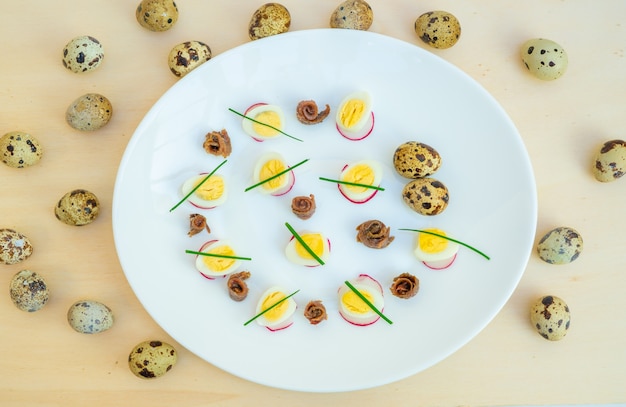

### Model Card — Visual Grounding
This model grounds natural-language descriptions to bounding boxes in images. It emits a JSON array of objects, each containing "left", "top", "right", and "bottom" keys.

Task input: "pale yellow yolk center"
[
  {"left": 419, "top": 228, "right": 448, "bottom": 254},
  {"left": 202, "top": 245, "right": 235, "bottom": 271},
  {"left": 194, "top": 175, "right": 224, "bottom": 201},
  {"left": 295, "top": 233, "right": 324, "bottom": 260},
  {"left": 341, "top": 290, "right": 373, "bottom": 314},
  {"left": 252, "top": 111, "right": 281, "bottom": 137},
  {"left": 342, "top": 164, "right": 374, "bottom": 193},
  {"left": 260, "top": 159, "right": 287, "bottom": 190},
  {"left": 261, "top": 291, "right": 288, "bottom": 322},
  {"left": 339, "top": 99, "right": 366, "bottom": 128}
]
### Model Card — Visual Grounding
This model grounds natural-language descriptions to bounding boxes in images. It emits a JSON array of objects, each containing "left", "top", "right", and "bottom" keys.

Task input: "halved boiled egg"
[
  {"left": 335, "top": 91, "right": 374, "bottom": 140},
  {"left": 337, "top": 274, "right": 385, "bottom": 326},
  {"left": 252, "top": 152, "right": 295, "bottom": 196},
  {"left": 194, "top": 239, "right": 241, "bottom": 279},
  {"left": 255, "top": 286, "right": 297, "bottom": 331},
  {"left": 181, "top": 172, "right": 227, "bottom": 209},
  {"left": 285, "top": 231, "right": 330, "bottom": 267},
  {"left": 414, "top": 228, "right": 460, "bottom": 270},
  {"left": 337, "top": 160, "right": 383, "bottom": 203},
  {"left": 242, "top": 103, "right": 285, "bottom": 142}
]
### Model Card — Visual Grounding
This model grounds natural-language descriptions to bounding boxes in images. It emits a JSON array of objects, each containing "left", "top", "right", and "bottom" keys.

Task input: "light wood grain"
[{"left": 1, "top": 1, "right": 625, "bottom": 406}]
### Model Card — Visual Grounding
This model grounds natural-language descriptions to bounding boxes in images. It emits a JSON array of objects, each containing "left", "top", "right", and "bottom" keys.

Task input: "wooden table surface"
[{"left": 1, "top": 1, "right": 625, "bottom": 406}]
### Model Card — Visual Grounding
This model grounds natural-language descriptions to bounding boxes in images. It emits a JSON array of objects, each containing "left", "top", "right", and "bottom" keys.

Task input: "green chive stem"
[
  {"left": 244, "top": 289, "right": 300, "bottom": 326},
  {"left": 169, "top": 159, "right": 228, "bottom": 212},
  {"left": 318, "top": 177, "right": 385, "bottom": 191},
  {"left": 228, "top": 108, "right": 302, "bottom": 142},
  {"left": 398, "top": 228, "right": 490, "bottom": 260},
  {"left": 245, "top": 158, "right": 309, "bottom": 192},
  {"left": 185, "top": 250, "right": 252, "bottom": 261},
  {"left": 344, "top": 281, "right": 393, "bottom": 325},
  {"left": 284, "top": 222, "right": 325, "bottom": 266}
]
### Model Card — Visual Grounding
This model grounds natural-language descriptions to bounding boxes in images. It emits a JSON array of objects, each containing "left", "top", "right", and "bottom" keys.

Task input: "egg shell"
[
  {"left": 62, "top": 35, "right": 104, "bottom": 73},
  {"left": 530, "top": 295, "right": 571, "bottom": 341},
  {"left": 536, "top": 226, "right": 583, "bottom": 265},
  {"left": 248, "top": 3, "right": 291, "bottom": 40},
  {"left": 330, "top": 0, "right": 373, "bottom": 31},
  {"left": 136, "top": 0, "right": 179, "bottom": 32},
  {"left": 393, "top": 141, "right": 442, "bottom": 179},
  {"left": 0, "top": 228, "right": 33, "bottom": 265},
  {"left": 593, "top": 139, "right": 626, "bottom": 182},
  {"left": 0, "top": 131, "right": 43, "bottom": 168},
  {"left": 521, "top": 38, "right": 568, "bottom": 80},
  {"left": 168, "top": 40, "right": 212, "bottom": 78},
  {"left": 67, "top": 300, "right": 114, "bottom": 334},
  {"left": 128, "top": 340, "right": 178, "bottom": 379},
  {"left": 66, "top": 93, "right": 113, "bottom": 131},
  {"left": 401, "top": 177, "right": 449, "bottom": 215},
  {"left": 54, "top": 189, "right": 101, "bottom": 226},
  {"left": 414, "top": 11, "right": 461, "bottom": 50},
  {"left": 10, "top": 270, "right": 49, "bottom": 312}
]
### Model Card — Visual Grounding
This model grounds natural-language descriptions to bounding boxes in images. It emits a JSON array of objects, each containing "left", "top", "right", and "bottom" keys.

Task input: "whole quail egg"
[
  {"left": 537, "top": 226, "right": 583, "bottom": 265},
  {"left": 521, "top": 38, "right": 568, "bottom": 80},
  {"left": 128, "top": 340, "right": 178, "bottom": 379},
  {"left": 168, "top": 40, "right": 212, "bottom": 78},
  {"left": 136, "top": 0, "right": 179, "bottom": 32},
  {"left": 330, "top": 0, "right": 374, "bottom": 31},
  {"left": 248, "top": 3, "right": 291, "bottom": 40},
  {"left": 402, "top": 177, "right": 449, "bottom": 215},
  {"left": 66, "top": 93, "right": 113, "bottom": 131},
  {"left": 67, "top": 300, "right": 114, "bottom": 334},
  {"left": 530, "top": 295, "right": 571, "bottom": 341},
  {"left": 414, "top": 11, "right": 461, "bottom": 50},
  {"left": 593, "top": 139, "right": 626, "bottom": 182},
  {"left": 62, "top": 35, "right": 104, "bottom": 73},
  {"left": 0, "top": 131, "right": 43, "bottom": 168},
  {"left": 393, "top": 141, "right": 442, "bottom": 179},
  {"left": 54, "top": 189, "right": 101, "bottom": 226},
  {"left": 0, "top": 228, "right": 33, "bottom": 265},
  {"left": 10, "top": 270, "right": 49, "bottom": 312}
]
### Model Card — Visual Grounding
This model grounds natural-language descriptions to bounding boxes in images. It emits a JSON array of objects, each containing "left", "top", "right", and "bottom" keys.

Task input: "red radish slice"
[
  {"left": 269, "top": 169, "right": 295, "bottom": 196},
  {"left": 336, "top": 111, "right": 375, "bottom": 141},
  {"left": 423, "top": 253, "right": 458, "bottom": 270},
  {"left": 337, "top": 274, "right": 385, "bottom": 326},
  {"left": 244, "top": 102, "right": 267, "bottom": 142},
  {"left": 265, "top": 320, "right": 294, "bottom": 332},
  {"left": 337, "top": 184, "right": 378, "bottom": 204}
]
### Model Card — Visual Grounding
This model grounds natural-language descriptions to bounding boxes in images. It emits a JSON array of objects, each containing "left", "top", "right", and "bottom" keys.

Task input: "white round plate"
[{"left": 113, "top": 29, "right": 537, "bottom": 392}]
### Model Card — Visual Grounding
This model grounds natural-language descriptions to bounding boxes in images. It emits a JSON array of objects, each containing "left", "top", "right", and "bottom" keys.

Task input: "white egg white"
[
  {"left": 252, "top": 152, "right": 295, "bottom": 196},
  {"left": 194, "top": 239, "right": 241, "bottom": 279},
  {"left": 337, "top": 274, "right": 385, "bottom": 326},
  {"left": 413, "top": 230, "right": 460, "bottom": 270},
  {"left": 284, "top": 232, "right": 330, "bottom": 267},
  {"left": 337, "top": 160, "right": 383, "bottom": 203},
  {"left": 335, "top": 91, "right": 374, "bottom": 140},
  {"left": 242, "top": 103, "right": 285, "bottom": 141},
  {"left": 181, "top": 173, "right": 228, "bottom": 209},
  {"left": 255, "top": 286, "right": 297, "bottom": 331}
]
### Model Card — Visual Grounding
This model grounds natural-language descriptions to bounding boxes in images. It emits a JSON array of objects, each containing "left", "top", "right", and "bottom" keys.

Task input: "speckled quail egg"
[
  {"left": 54, "top": 189, "right": 100, "bottom": 226},
  {"left": 136, "top": 0, "right": 179, "bottom": 32},
  {"left": 401, "top": 177, "right": 449, "bottom": 215},
  {"left": 593, "top": 139, "right": 626, "bottom": 182},
  {"left": 168, "top": 40, "right": 212, "bottom": 78},
  {"left": 128, "top": 340, "right": 178, "bottom": 379},
  {"left": 414, "top": 11, "right": 461, "bottom": 50},
  {"left": 521, "top": 38, "right": 568, "bottom": 81},
  {"left": 62, "top": 35, "right": 104, "bottom": 73},
  {"left": 393, "top": 141, "right": 442, "bottom": 179},
  {"left": 67, "top": 300, "right": 114, "bottom": 334},
  {"left": 530, "top": 295, "right": 571, "bottom": 341},
  {"left": 248, "top": 3, "right": 291, "bottom": 40},
  {"left": 0, "top": 228, "right": 33, "bottom": 265},
  {"left": 9, "top": 270, "right": 49, "bottom": 312},
  {"left": 0, "top": 131, "right": 43, "bottom": 168},
  {"left": 66, "top": 93, "right": 113, "bottom": 131},
  {"left": 537, "top": 226, "right": 583, "bottom": 265},
  {"left": 330, "top": 0, "right": 374, "bottom": 31}
]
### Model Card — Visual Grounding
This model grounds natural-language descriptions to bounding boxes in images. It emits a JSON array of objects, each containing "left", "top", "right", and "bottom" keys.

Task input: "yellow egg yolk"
[
  {"left": 202, "top": 245, "right": 235, "bottom": 271},
  {"left": 260, "top": 158, "right": 287, "bottom": 190},
  {"left": 341, "top": 290, "right": 374, "bottom": 314},
  {"left": 252, "top": 111, "right": 281, "bottom": 137},
  {"left": 261, "top": 291, "right": 288, "bottom": 322},
  {"left": 342, "top": 163, "right": 375, "bottom": 193},
  {"left": 339, "top": 99, "right": 366, "bottom": 128},
  {"left": 419, "top": 229, "right": 448, "bottom": 254},
  {"left": 194, "top": 175, "right": 224, "bottom": 201},
  {"left": 295, "top": 233, "right": 324, "bottom": 259}
]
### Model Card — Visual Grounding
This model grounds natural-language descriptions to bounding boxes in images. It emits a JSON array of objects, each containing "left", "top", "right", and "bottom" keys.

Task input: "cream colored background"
[{"left": 1, "top": 1, "right": 625, "bottom": 406}]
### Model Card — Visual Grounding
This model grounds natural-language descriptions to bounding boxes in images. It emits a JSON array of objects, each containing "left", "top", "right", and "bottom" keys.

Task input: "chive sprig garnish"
[
  {"left": 169, "top": 159, "right": 228, "bottom": 212},
  {"left": 284, "top": 222, "right": 325, "bottom": 266},
  {"left": 399, "top": 228, "right": 490, "bottom": 260},
  {"left": 344, "top": 281, "right": 393, "bottom": 325},
  {"left": 318, "top": 177, "right": 385, "bottom": 191},
  {"left": 244, "top": 289, "right": 300, "bottom": 326},
  {"left": 228, "top": 108, "right": 303, "bottom": 142},
  {"left": 185, "top": 250, "right": 252, "bottom": 261},
  {"left": 245, "top": 158, "right": 309, "bottom": 192}
]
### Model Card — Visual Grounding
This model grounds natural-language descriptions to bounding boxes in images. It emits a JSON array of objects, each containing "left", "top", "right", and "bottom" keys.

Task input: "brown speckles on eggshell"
[
  {"left": 0, "top": 131, "right": 43, "bottom": 168},
  {"left": 136, "top": 0, "right": 179, "bottom": 32},
  {"left": 0, "top": 228, "right": 33, "bottom": 265},
  {"left": 393, "top": 141, "right": 442, "bottom": 179},
  {"left": 330, "top": 0, "right": 373, "bottom": 31},
  {"left": 402, "top": 177, "right": 449, "bottom": 215},
  {"left": 168, "top": 40, "right": 212, "bottom": 78},
  {"left": 129, "top": 340, "right": 177, "bottom": 379},
  {"left": 248, "top": 3, "right": 291, "bottom": 40},
  {"left": 54, "top": 189, "right": 101, "bottom": 226},
  {"left": 593, "top": 139, "right": 626, "bottom": 182},
  {"left": 530, "top": 295, "right": 571, "bottom": 341},
  {"left": 414, "top": 11, "right": 461, "bottom": 49}
]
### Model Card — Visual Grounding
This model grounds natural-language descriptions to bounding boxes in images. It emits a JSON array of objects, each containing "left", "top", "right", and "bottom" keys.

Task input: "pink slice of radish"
[
  {"left": 422, "top": 253, "right": 458, "bottom": 270},
  {"left": 244, "top": 103, "right": 269, "bottom": 142},
  {"left": 336, "top": 111, "right": 375, "bottom": 141},
  {"left": 265, "top": 319, "right": 294, "bottom": 332},
  {"left": 196, "top": 239, "right": 218, "bottom": 280},
  {"left": 268, "top": 168, "right": 295, "bottom": 196}
]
